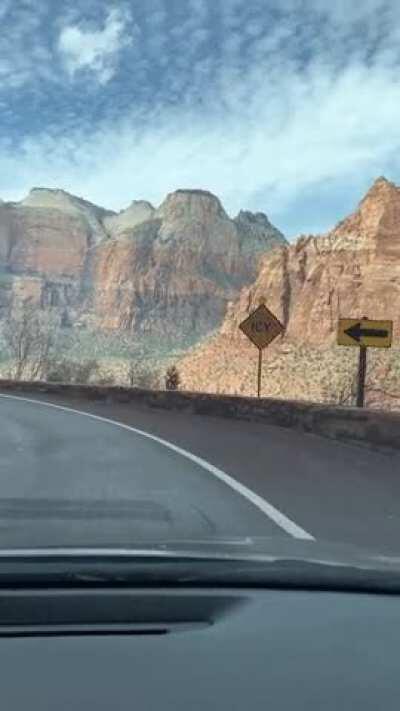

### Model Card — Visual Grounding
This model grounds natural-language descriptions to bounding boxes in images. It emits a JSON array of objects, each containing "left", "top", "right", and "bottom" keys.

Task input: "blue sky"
[{"left": 1, "top": 0, "right": 400, "bottom": 238}]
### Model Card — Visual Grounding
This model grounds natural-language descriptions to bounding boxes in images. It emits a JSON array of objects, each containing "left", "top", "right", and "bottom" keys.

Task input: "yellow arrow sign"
[
  {"left": 338, "top": 318, "right": 393, "bottom": 348},
  {"left": 239, "top": 304, "right": 284, "bottom": 350}
]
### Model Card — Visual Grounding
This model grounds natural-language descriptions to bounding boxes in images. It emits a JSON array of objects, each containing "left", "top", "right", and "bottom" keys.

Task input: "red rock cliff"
[
  {"left": 91, "top": 189, "right": 286, "bottom": 341},
  {"left": 0, "top": 187, "right": 286, "bottom": 341},
  {"left": 179, "top": 177, "right": 400, "bottom": 403}
]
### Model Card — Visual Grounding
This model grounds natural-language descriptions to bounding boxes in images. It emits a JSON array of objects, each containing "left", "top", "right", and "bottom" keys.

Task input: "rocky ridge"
[
  {"left": 179, "top": 177, "right": 400, "bottom": 407},
  {"left": 89, "top": 188, "right": 286, "bottom": 340},
  {"left": 0, "top": 186, "right": 286, "bottom": 342}
]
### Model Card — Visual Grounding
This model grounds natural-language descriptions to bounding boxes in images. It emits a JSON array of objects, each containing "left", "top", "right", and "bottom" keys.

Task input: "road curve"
[
  {"left": 0, "top": 395, "right": 312, "bottom": 549},
  {"left": 1, "top": 393, "right": 400, "bottom": 554}
]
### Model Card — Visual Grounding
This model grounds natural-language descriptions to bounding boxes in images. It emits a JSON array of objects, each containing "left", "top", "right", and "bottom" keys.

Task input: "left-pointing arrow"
[{"left": 344, "top": 322, "right": 388, "bottom": 342}]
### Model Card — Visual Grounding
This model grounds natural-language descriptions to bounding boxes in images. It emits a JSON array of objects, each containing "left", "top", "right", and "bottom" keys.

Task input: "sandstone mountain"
[
  {"left": 92, "top": 190, "right": 286, "bottom": 340},
  {"left": 0, "top": 187, "right": 286, "bottom": 344},
  {"left": 179, "top": 177, "right": 400, "bottom": 408}
]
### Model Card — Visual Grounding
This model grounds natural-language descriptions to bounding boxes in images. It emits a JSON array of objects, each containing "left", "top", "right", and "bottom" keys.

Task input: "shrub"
[
  {"left": 46, "top": 359, "right": 99, "bottom": 384},
  {"left": 124, "top": 359, "right": 159, "bottom": 389},
  {"left": 96, "top": 371, "right": 116, "bottom": 386},
  {"left": 135, "top": 369, "right": 158, "bottom": 389},
  {"left": 165, "top": 365, "right": 180, "bottom": 391}
]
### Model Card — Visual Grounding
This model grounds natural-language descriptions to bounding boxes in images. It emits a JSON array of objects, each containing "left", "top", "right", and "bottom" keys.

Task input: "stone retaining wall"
[{"left": 0, "top": 380, "right": 399, "bottom": 450}]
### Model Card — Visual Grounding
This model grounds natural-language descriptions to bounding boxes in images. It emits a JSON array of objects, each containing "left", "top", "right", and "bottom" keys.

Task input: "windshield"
[{"left": 0, "top": 0, "right": 399, "bottom": 582}]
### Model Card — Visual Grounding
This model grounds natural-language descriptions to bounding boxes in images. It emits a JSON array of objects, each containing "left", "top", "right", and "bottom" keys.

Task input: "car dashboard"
[{"left": 0, "top": 584, "right": 399, "bottom": 710}]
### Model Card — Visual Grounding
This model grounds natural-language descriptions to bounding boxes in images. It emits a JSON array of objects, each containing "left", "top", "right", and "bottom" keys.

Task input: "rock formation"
[
  {"left": 179, "top": 177, "right": 400, "bottom": 407},
  {"left": 91, "top": 189, "right": 286, "bottom": 341},
  {"left": 0, "top": 187, "right": 286, "bottom": 341}
]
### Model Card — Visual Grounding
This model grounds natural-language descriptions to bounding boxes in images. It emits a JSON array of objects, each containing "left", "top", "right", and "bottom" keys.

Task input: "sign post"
[
  {"left": 356, "top": 346, "right": 367, "bottom": 408},
  {"left": 239, "top": 304, "right": 284, "bottom": 398},
  {"left": 257, "top": 348, "right": 262, "bottom": 398},
  {"left": 338, "top": 317, "right": 393, "bottom": 408}
]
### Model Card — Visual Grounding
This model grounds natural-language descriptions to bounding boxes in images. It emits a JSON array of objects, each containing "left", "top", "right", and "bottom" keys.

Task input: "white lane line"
[{"left": 0, "top": 393, "right": 315, "bottom": 541}]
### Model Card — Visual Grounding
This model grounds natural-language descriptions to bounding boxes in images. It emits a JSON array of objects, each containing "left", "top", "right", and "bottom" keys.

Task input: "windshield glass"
[{"left": 0, "top": 0, "right": 399, "bottom": 579}]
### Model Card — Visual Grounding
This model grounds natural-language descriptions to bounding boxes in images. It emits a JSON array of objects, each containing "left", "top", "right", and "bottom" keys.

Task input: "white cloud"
[
  {"left": 3, "top": 49, "right": 400, "bottom": 224},
  {"left": 2, "top": 0, "right": 400, "bottom": 237},
  {"left": 58, "top": 7, "right": 133, "bottom": 84}
]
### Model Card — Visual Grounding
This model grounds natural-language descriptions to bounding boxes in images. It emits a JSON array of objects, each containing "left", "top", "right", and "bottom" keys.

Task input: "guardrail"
[{"left": 0, "top": 379, "right": 399, "bottom": 451}]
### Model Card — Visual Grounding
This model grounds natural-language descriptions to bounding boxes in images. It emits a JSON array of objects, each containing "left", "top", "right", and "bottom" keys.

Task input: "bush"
[
  {"left": 2, "top": 301, "right": 60, "bottom": 381},
  {"left": 74, "top": 359, "right": 99, "bottom": 384},
  {"left": 96, "top": 371, "right": 116, "bottom": 386},
  {"left": 46, "top": 359, "right": 99, "bottom": 385},
  {"left": 124, "top": 360, "right": 159, "bottom": 389},
  {"left": 46, "top": 361, "right": 73, "bottom": 383},
  {"left": 135, "top": 369, "right": 158, "bottom": 389},
  {"left": 165, "top": 365, "right": 180, "bottom": 391}
]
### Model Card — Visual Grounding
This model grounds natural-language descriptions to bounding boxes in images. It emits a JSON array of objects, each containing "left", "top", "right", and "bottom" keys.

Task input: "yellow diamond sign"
[
  {"left": 239, "top": 304, "right": 284, "bottom": 350},
  {"left": 338, "top": 318, "right": 393, "bottom": 349}
]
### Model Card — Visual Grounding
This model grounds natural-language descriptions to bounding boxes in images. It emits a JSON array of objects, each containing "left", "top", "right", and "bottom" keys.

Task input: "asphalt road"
[{"left": 1, "top": 393, "right": 400, "bottom": 554}]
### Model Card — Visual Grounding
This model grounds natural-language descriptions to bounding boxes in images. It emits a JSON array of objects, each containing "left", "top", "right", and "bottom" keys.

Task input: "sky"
[{"left": 1, "top": 0, "right": 400, "bottom": 238}]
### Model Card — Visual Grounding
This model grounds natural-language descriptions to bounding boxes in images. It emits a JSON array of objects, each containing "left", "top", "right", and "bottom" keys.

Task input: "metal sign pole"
[
  {"left": 257, "top": 348, "right": 262, "bottom": 398},
  {"left": 356, "top": 346, "right": 367, "bottom": 408}
]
